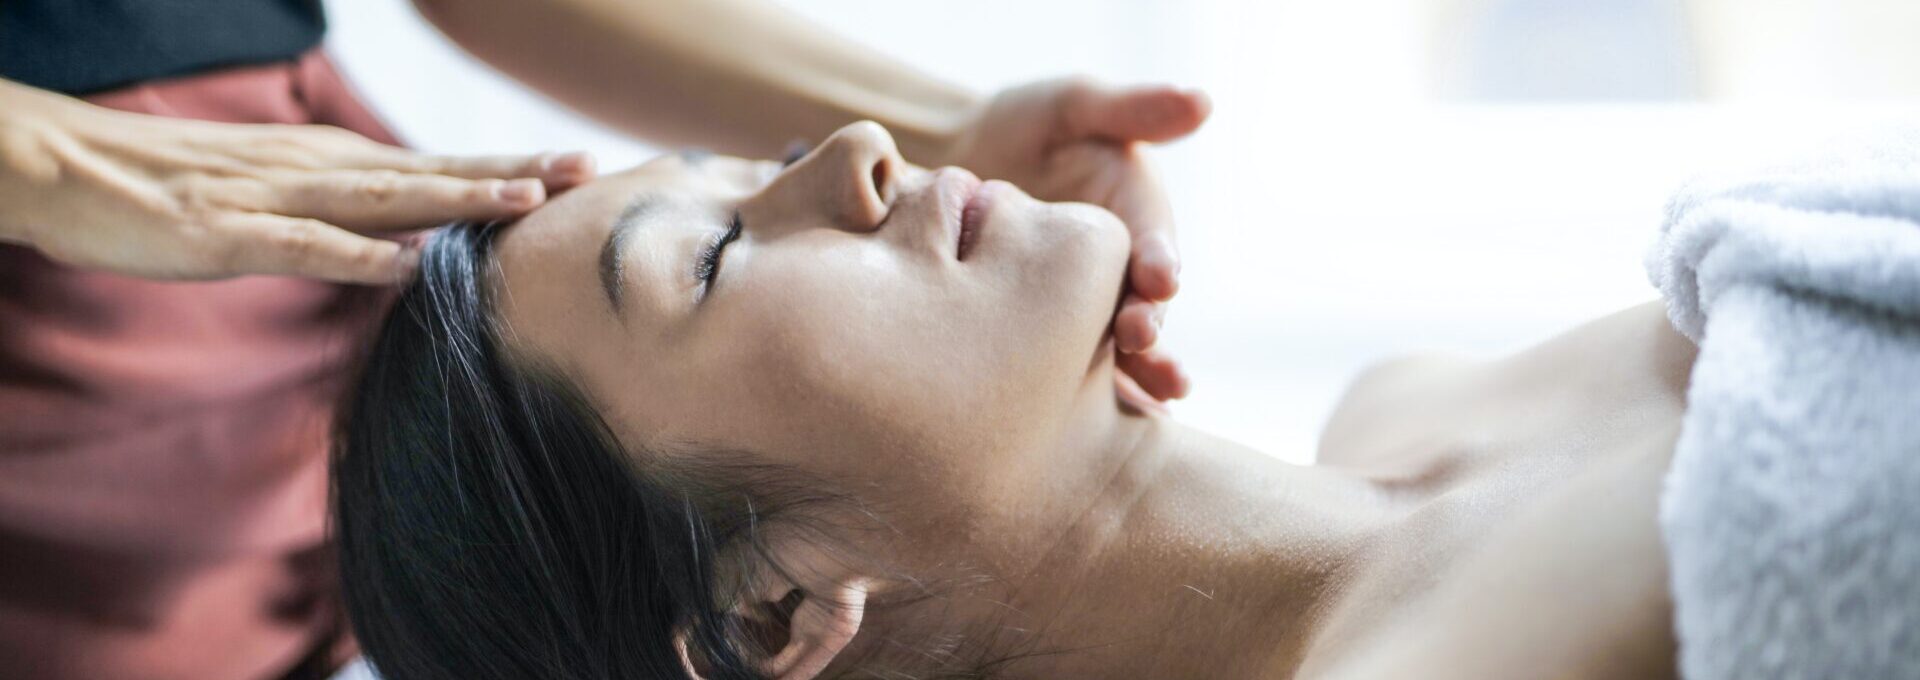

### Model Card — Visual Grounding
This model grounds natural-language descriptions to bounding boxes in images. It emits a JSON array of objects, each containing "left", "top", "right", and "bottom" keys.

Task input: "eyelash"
[
  {"left": 695, "top": 211, "right": 744, "bottom": 287},
  {"left": 781, "top": 141, "right": 811, "bottom": 167},
  {"left": 693, "top": 148, "right": 803, "bottom": 291}
]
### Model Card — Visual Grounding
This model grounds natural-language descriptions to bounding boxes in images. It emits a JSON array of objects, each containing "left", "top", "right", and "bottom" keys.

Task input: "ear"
[
  {"left": 673, "top": 575, "right": 871, "bottom": 680},
  {"left": 756, "top": 578, "right": 870, "bottom": 679}
]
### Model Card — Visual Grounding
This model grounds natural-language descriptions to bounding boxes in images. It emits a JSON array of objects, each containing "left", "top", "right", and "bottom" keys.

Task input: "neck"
[
  {"left": 828, "top": 355, "right": 1396, "bottom": 679},
  {"left": 846, "top": 364, "right": 1402, "bottom": 678},
  {"left": 990, "top": 413, "right": 1393, "bottom": 678}
]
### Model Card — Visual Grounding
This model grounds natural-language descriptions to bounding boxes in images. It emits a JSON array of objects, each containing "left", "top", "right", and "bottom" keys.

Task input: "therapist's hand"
[
  {"left": 0, "top": 81, "right": 595, "bottom": 284},
  {"left": 939, "top": 78, "right": 1209, "bottom": 406}
]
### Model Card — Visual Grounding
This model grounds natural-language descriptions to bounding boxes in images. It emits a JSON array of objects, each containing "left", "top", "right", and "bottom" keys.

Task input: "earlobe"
[
  {"left": 673, "top": 631, "right": 708, "bottom": 680},
  {"left": 762, "top": 579, "right": 871, "bottom": 680}
]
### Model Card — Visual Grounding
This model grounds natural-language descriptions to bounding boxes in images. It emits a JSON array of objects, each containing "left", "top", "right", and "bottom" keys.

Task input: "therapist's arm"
[{"left": 410, "top": 0, "right": 974, "bottom": 162}]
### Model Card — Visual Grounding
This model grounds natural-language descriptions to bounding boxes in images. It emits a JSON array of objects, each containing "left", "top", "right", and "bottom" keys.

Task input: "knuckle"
[
  {"left": 465, "top": 178, "right": 503, "bottom": 202},
  {"left": 409, "top": 154, "right": 450, "bottom": 174},
  {"left": 269, "top": 220, "right": 323, "bottom": 258},
  {"left": 170, "top": 175, "right": 235, "bottom": 217},
  {"left": 260, "top": 126, "right": 331, "bottom": 159},
  {"left": 350, "top": 169, "right": 403, "bottom": 204}
]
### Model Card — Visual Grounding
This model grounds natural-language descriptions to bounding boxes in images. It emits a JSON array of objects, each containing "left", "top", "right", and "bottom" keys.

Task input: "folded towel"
[{"left": 1646, "top": 127, "right": 1920, "bottom": 680}]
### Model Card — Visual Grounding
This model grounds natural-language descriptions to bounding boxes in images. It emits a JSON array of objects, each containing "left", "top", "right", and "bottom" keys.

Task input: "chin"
[
  {"left": 1029, "top": 201, "right": 1132, "bottom": 367},
  {"left": 1056, "top": 200, "right": 1132, "bottom": 308},
  {"left": 947, "top": 201, "right": 1128, "bottom": 441}
]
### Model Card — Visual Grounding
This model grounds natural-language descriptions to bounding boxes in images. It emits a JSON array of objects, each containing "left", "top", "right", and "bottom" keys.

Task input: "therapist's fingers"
[
  {"left": 1115, "top": 371, "right": 1170, "bottom": 416},
  {"left": 1115, "top": 293, "right": 1165, "bottom": 354},
  {"left": 1061, "top": 81, "right": 1212, "bottom": 144},
  {"left": 318, "top": 131, "right": 598, "bottom": 190},
  {"left": 244, "top": 125, "right": 598, "bottom": 191},
  {"left": 1116, "top": 347, "right": 1190, "bottom": 402},
  {"left": 1131, "top": 231, "right": 1180, "bottom": 303},
  {"left": 1101, "top": 152, "right": 1180, "bottom": 302},
  {"left": 397, "top": 150, "right": 598, "bottom": 190},
  {"left": 215, "top": 212, "right": 414, "bottom": 285},
  {"left": 267, "top": 170, "right": 547, "bottom": 231}
]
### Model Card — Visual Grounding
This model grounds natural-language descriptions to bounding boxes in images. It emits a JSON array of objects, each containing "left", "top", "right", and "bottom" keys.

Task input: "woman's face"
[{"left": 491, "top": 122, "right": 1129, "bottom": 533}]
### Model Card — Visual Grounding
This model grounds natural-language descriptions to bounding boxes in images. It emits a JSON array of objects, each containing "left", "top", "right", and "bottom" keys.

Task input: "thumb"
[{"left": 1063, "top": 83, "right": 1212, "bottom": 144}]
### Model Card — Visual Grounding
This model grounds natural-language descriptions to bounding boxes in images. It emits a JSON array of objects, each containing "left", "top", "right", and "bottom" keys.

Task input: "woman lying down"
[{"left": 332, "top": 121, "right": 1696, "bottom": 680}]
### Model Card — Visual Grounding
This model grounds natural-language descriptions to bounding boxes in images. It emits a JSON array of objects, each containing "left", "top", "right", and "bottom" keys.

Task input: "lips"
[{"left": 954, "top": 174, "right": 989, "bottom": 261}]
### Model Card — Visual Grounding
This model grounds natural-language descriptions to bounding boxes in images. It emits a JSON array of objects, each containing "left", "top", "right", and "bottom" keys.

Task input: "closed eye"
[{"left": 694, "top": 211, "right": 744, "bottom": 294}]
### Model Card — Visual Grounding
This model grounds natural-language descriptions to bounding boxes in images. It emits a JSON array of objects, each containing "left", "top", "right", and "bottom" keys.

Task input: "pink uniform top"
[{"left": 0, "top": 50, "right": 398, "bottom": 680}]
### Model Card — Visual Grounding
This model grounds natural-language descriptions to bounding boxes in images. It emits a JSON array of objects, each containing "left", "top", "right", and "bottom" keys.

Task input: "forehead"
[
  {"left": 494, "top": 151, "right": 768, "bottom": 266},
  {"left": 488, "top": 155, "right": 722, "bottom": 367},
  {"left": 499, "top": 154, "right": 699, "bottom": 262}
]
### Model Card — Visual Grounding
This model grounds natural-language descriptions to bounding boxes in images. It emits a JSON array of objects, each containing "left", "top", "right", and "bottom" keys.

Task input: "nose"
[{"left": 789, "top": 121, "right": 904, "bottom": 232}]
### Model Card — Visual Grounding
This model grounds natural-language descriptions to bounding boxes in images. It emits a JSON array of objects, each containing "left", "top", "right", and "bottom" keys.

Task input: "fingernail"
[
  {"left": 1146, "top": 235, "right": 1179, "bottom": 279},
  {"left": 1144, "top": 233, "right": 1169, "bottom": 260},
  {"left": 499, "top": 178, "right": 544, "bottom": 205}
]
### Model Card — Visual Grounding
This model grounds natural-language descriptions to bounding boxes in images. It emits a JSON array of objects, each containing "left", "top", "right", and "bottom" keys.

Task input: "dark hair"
[
  {"left": 331, "top": 221, "right": 807, "bottom": 680},
  {"left": 331, "top": 222, "right": 1038, "bottom": 680}
]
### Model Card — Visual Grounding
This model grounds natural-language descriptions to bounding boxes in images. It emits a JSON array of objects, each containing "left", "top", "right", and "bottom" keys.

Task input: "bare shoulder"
[
  {"left": 1315, "top": 352, "right": 1482, "bottom": 468},
  {"left": 1490, "top": 301, "right": 1697, "bottom": 400},
  {"left": 1316, "top": 302, "right": 1696, "bottom": 470}
]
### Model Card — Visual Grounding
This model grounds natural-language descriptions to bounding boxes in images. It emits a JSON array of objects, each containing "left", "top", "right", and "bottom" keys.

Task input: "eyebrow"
[
  {"left": 598, "top": 150, "right": 712, "bottom": 314},
  {"left": 600, "top": 194, "right": 660, "bottom": 315}
]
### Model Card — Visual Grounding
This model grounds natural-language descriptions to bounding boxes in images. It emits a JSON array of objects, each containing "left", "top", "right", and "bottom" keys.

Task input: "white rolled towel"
[{"left": 1647, "top": 126, "right": 1920, "bottom": 680}]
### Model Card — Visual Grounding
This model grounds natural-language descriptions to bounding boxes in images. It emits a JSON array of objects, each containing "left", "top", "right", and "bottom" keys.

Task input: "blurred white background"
[{"left": 323, "top": 0, "right": 1920, "bottom": 463}]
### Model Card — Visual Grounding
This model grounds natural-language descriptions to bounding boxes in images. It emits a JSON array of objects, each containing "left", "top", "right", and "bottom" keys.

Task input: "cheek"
[
  {"left": 690, "top": 211, "right": 1126, "bottom": 505},
  {"left": 1012, "top": 201, "right": 1132, "bottom": 311},
  {"left": 701, "top": 243, "right": 1007, "bottom": 485},
  {"left": 730, "top": 246, "right": 960, "bottom": 429},
  {"left": 974, "top": 200, "right": 1131, "bottom": 383}
]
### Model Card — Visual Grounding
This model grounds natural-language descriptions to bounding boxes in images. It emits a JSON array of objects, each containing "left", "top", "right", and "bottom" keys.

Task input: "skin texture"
[{"left": 487, "top": 119, "right": 1696, "bottom": 679}]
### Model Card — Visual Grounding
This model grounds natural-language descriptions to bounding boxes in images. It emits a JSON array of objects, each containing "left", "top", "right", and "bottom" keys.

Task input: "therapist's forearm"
[{"left": 411, "top": 0, "right": 980, "bottom": 162}]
